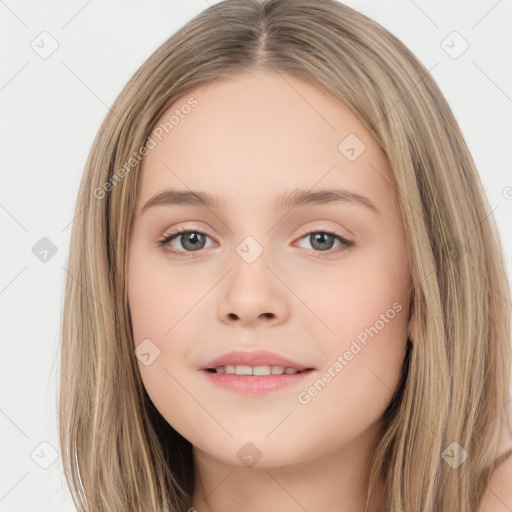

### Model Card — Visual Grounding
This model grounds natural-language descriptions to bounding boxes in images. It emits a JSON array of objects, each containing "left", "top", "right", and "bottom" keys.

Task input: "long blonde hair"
[{"left": 59, "top": 1, "right": 512, "bottom": 510}]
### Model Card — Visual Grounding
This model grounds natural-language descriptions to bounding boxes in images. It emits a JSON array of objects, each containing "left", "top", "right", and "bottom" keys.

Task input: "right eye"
[{"left": 158, "top": 229, "right": 216, "bottom": 257}]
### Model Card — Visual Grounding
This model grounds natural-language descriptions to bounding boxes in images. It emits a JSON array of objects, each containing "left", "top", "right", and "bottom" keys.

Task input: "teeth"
[{"left": 214, "top": 365, "right": 301, "bottom": 375}]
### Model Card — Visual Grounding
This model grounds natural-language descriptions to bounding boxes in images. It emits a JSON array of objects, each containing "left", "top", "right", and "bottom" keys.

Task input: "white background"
[{"left": 0, "top": 1, "right": 511, "bottom": 510}]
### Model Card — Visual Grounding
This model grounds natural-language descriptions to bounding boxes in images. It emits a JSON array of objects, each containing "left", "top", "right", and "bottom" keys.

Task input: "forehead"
[{"left": 136, "top": 68, "right": 394, "bottom": 213}]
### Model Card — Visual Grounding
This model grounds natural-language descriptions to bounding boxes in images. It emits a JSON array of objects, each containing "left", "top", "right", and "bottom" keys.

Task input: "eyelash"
[{"left": 157, "top": 226, "right": 354, "bottom": 259}]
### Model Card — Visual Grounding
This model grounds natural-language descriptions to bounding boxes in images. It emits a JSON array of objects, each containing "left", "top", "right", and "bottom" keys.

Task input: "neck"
[{"left": 191, "top": 420, "right": 385, "bottom": 512}]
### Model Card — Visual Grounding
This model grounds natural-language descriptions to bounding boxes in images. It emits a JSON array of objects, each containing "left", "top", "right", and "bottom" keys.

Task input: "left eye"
[
  {"left": 295, "top": 230, "right": 353, "bottom": 254},
  {"left": 158, "top": 229, "right": 354, "bottom": 257}
]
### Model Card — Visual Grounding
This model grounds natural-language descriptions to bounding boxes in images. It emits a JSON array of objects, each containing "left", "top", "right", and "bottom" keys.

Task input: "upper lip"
[{"left": 201, "top": 350, "right": 315, "bottom": 371}]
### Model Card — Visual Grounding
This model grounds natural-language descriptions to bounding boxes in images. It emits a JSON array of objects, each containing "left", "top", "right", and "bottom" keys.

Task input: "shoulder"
[{"left": 476, "top": 447, "right": 512, "bottom": 512}]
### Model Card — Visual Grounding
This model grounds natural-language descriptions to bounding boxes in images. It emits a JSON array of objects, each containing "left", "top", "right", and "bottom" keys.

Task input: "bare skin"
[
  {"left": 127, "top": 67, "right": 424, "bottom": 512},
  {"left": 477, "top": 444, "right": 512, "bottom": 512}
]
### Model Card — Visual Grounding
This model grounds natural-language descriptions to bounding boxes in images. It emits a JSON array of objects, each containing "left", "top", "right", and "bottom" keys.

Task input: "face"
[{"left": 127, "top": 68, "right": 414, "bottom": 468}]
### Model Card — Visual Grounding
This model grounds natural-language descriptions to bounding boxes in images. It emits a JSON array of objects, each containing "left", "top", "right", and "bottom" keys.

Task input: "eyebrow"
[{"left": 140, "top": 188, "right": 379, "bottom": 215}]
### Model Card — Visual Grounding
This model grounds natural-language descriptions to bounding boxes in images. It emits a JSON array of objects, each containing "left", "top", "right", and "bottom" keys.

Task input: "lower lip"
[{"left": 201, "top": 369, "right": 315, "bottom": 394}]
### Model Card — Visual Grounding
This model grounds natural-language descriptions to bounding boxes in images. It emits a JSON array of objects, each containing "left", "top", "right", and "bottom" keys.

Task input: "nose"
[{"left": 217, "top": 258, "right": 289, "bottom": 327}]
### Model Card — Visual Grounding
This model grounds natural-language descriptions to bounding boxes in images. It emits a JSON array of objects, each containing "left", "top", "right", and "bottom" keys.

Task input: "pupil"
[
  {"left": 183, "top": 232, "right": 204, "bottom": 250},
  {"left": 312, "top": 233, "right": 334, "bottom": 251}
]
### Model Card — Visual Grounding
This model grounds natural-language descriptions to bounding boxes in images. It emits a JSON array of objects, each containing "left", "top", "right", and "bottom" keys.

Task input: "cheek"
[
  {"left": 126, "top": 242, "right": 220, "bottom": 377},
  {"left": 291, "top": 239, "right": 409, "bottom": 422},
  {"left": 294, "top": 234, "right": 409, "bottom": 346},
  {"left": 289, "top": 264, "right": 408, "bottom": 462},
  {"left": 127, "top": 247, "right": 202, "bottom": 436},
  {"left": 127, "top": 246, "right": 204, "bottom": 346}
]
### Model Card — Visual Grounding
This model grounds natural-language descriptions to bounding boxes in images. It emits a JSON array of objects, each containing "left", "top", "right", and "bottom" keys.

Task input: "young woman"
[{"left": 59, "top": 1, "right": 512, "bottom": 510}]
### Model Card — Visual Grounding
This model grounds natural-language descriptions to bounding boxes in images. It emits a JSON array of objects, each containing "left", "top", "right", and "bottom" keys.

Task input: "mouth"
[
  {"left": 204, "top": 365, "right": 315, "bottom": 375},
  {"left": 201, "top": 365, "right": 316, "bottom": 394},
  {"left": 199, "top": 350, "right": 316, "bottom": 393}
]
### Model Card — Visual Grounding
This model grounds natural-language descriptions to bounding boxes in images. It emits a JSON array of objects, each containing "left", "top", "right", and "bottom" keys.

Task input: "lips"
[{"left": 201, "top": 349, "right": 315, "bottom": 372}]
